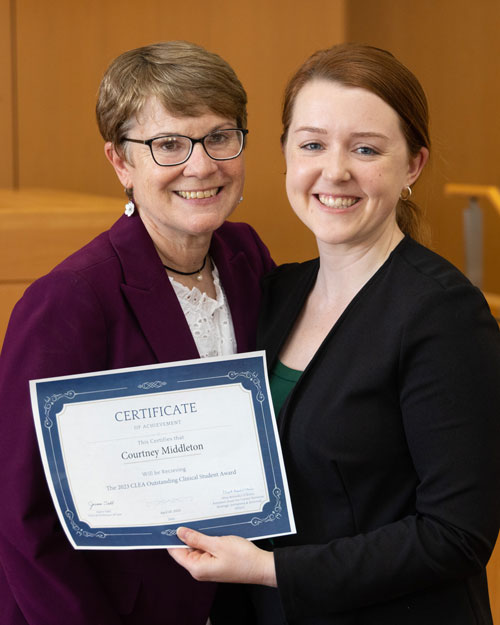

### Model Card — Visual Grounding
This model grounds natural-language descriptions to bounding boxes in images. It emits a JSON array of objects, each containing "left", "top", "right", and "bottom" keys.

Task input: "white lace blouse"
[{"left": 168, "top": 264, "right": 237, "bottom": 358}]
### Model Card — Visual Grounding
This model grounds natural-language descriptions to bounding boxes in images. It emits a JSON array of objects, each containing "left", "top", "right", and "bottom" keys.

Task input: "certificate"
[{"left": 30, "top": 351, "right": 295, "bottom": 549}]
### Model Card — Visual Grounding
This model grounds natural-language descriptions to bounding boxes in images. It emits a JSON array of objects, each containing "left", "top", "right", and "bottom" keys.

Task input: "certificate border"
[{"left": 31, "top": 352, "right": 295, "bottom": 549}]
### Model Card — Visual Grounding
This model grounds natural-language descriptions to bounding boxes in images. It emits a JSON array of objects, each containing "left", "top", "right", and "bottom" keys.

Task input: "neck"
[
  {"left": 140, "top": 217, "right": 212, "bottom": 273},
  {"left": 315, "top": 226, "right": 404, "bottom": 304},
  {"left": 163, "top": 255, "right": 207, "bottom": 276},
  {"left": 166, "top": 256, "right": 216, "bottom": 298}
]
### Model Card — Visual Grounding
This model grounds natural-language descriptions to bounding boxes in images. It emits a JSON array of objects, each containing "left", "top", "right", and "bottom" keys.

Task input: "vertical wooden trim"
[
  {"left": 10, "top": 0, "right": 18, "bottom": 188},
  {"left": 0, "top": 0, "right": 14, "bottom": 187}
]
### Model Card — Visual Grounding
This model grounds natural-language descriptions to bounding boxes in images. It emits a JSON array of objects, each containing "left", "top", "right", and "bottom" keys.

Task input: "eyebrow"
[
  {"left": 351, "top": 131, "right": 390, "bottom": 141},
  {"left": 294, "top": 126, "right": 328, "bottom": 134},
  {"left": 293, "top": 127, "right": 390, "bottom": 141},
  {"left": 149, "top": 121, "right": 237, "bottom": 138}
]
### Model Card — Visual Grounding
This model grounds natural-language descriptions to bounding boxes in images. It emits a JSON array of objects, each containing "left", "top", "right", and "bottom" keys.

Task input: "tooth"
[
  {"left": 318, "top": 194, "right": 356, "bottom": 208},
  {"left": 177, "top": 188, "right": 218, "bottom": 199}
]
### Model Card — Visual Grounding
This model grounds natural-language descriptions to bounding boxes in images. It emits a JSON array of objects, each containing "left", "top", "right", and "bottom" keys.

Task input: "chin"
[{"left": 182, "top": 215, "right": 229, "bottom": 237}]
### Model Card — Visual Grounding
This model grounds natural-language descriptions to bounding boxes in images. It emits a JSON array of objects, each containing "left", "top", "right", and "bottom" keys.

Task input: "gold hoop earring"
[{"left": 400, "top": 185, "right": 412, "bottom": 201}]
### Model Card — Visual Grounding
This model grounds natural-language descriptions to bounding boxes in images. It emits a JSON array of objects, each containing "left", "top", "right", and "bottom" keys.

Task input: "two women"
[
  {"left": 171, "top": 44, "right": 500, "bottom": 625},
  {"left": 0, "top": 42, "right": 273, "bottom": 625}
]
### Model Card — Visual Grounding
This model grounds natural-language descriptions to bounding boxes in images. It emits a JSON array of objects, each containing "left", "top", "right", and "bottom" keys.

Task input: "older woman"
[
  {"left": 0, "top": 41, "right": 273, "bottom": 625},
  {"left": 169, "top": 44, "right": 500, "bottom": 625}
]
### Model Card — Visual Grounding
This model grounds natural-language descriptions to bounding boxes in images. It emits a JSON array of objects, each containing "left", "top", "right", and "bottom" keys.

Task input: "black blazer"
[{"left": 253, "top": 237, "right": 500, "bottom": 625}]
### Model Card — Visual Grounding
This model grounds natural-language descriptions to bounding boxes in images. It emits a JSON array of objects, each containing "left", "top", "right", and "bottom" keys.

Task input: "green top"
[
  {"left": 269, "top": 360, "right": 303, "bottom": 416},
  {"left": 268, "top": 360, "right": 302, "bottom": 546}
]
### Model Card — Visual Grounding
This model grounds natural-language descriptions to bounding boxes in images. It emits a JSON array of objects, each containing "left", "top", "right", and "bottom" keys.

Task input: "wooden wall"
[
  {"left": 4, "top": 0, "right": 499, "bottom": 279},
  {"left": 3, "top": 0, "right": 346, "bottom": 267},
  {"left": 0, "top": 0, "right": 14, "bottom": 187}
]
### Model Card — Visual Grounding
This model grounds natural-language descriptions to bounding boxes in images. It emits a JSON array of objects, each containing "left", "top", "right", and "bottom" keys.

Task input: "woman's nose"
[
  {"left": 323, "top": 150, "right": 351, "bottom": 182},
  {"left": 182, "top": 143, "right": 219, "bottom": 177}
]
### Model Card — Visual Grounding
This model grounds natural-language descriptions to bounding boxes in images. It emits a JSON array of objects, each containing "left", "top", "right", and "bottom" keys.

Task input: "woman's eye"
[
  {"left": 156, "top": 137, "right": 184, "bottom": 152},
  {"left": 355, "top": 146, "right": 378, "bottom": 156},
  {"left": 301, "top": 142, "right": 323, "bottom": 151},
  {"left": 206, "top": 132, "right": 229, "bottom": 146}
]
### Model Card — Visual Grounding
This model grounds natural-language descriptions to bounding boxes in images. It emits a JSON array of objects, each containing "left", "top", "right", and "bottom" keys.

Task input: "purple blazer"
[{"left": 0, "top": 213, "right": 274, "bottom": 625}]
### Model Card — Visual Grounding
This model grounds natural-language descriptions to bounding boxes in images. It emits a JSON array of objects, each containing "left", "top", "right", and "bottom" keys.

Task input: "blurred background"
[
  {"left": 1, "top": 0, "right": 499, "bottom": 617},
  {"left": 2, "top": 0, "right": 500, "bottom": 271}
]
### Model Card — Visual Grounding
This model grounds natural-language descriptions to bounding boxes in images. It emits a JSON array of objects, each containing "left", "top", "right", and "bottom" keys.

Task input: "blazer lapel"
[
  {"left": 259, "top": 259, "right": 319, "bottom": 369},
  {"left": 210, "top": 229, "right": 255, "bottom": 354},
  {"left": 256, "top": 259, "right": 319, "bottom": 435},
  {"left": 109, "top": 215, "right": 199, "bottom": 363}
]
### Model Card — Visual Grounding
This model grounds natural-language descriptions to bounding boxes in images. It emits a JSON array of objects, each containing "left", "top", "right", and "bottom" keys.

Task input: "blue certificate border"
[{"left": 31, "top": 353, "right": 295, "bottom": 548}]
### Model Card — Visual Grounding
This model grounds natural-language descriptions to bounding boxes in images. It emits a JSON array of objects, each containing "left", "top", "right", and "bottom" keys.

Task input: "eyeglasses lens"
[{"left": 151, "top": 130, "right": 243, "bottom": 166}]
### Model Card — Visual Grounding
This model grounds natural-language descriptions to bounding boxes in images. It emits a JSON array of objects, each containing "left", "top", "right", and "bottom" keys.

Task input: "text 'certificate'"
[{"left": 30, "top": 352, "right": 295, "bottom": 549}]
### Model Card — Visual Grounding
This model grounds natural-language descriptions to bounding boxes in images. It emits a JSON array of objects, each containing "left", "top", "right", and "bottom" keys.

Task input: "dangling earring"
[
  {"left": 400, "top": 185, "right": 412, "bottom": 201},
  {"left": 124, "top": 188, "right": 135, "bottom": 216},
  {"left": 239, "top": 196, "right": 243, "bottom": 204}
]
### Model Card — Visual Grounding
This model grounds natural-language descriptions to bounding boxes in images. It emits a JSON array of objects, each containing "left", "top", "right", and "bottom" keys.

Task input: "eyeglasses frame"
[{"left": 122, "top": 128, "right": 249, "bottom": 167}]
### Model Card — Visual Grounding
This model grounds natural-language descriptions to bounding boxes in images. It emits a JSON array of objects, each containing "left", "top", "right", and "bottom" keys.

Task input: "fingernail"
[{"left": 177, "top": 526, "right": 188, "bottom": 539}]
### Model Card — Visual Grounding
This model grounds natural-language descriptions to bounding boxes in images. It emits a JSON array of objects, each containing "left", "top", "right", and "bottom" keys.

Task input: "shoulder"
[
  {"left": 2, "top": 223, "right": 126, "bottom": 376},
  {"left": 34, "top": 217, "right": 132, "bottom": 298},
  {"left": 212, "top": 221, "right": 274, "bottom": 270},
  {"left": 262, "top": 258, "right": 319, "bottom": 299},
  {"left": 392, "top": 237, "right": 473, "bottom": 291},
  {"left": 388, "top": 237, "right": 499, "bottom": 345},
  {"left": 10, "top": 264, "right": 108, "bottom": 337},
  {"left": 11, "top": 221, "right": 124, "bottom": 327},
  {"left": 264, "top": 258, "right": 319, "bottom": 282},
  {"left": 214, "top": 220, "right": 264, "bottom": 249},
  {"left": 53, "top": 224, "right": 118, "bottom": 276},
  {"left": 377, "top": 237, "right": 487, "bottom": 314},
  {"left": 257, "top": 259, "right": 319, "bottom": 345},
  {"left": 2, "top": 263, "right": 110, "bottom": 381}
]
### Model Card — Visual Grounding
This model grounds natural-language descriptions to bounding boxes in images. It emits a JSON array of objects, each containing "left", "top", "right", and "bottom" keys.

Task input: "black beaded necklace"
[{"left": 162, "top": 256, "right": 207, "bottom": 281}]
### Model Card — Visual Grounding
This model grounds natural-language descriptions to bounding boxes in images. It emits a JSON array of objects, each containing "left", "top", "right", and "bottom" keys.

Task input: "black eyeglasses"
[{"left": 123, "top": 128, "right": 248, "bottom": 167}]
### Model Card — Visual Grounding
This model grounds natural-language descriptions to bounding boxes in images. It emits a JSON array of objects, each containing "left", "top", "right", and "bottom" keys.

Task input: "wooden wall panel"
[
  {"left": 14, "top": 0, "right": 345, "bottom": 265},
  {"left": 490, "top": 544, "right": 500, "bottom": 625},
  {"left": 0, "top": 0, "right": 14, "bottom": 187},
  {"left": 346, "top": 0, "right": 500, "bottom": 294}
]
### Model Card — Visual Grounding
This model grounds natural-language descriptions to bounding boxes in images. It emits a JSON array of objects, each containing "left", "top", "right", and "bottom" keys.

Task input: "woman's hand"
[{"left": 167, "top": 527, "right": 277, "bottom": 587}]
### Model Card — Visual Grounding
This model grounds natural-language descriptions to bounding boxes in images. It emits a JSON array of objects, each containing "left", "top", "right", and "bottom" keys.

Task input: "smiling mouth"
[
  {"left": 175, "top": 188, "right": 220, "bottom": 199},
  {"left": 317, "top": 194, "right": 359, "bottom": 208}
]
